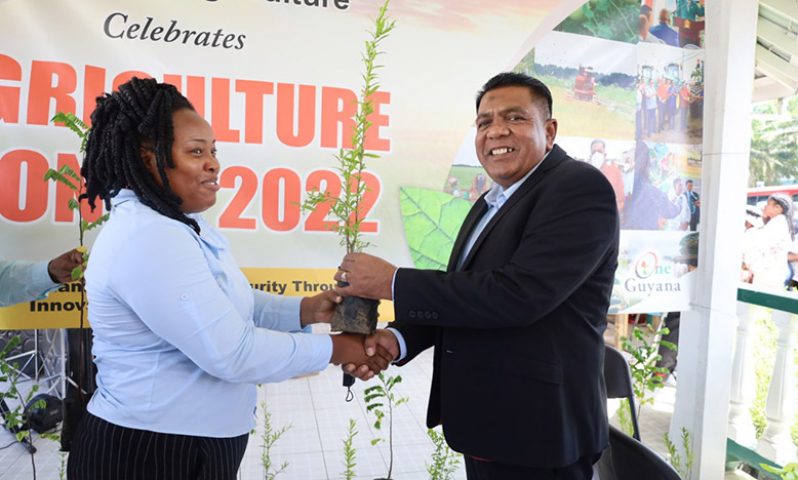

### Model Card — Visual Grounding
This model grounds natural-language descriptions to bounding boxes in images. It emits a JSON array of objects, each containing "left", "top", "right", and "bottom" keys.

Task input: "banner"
[{"left": 0, "top": 0, "right": 705, "bottom": 328}]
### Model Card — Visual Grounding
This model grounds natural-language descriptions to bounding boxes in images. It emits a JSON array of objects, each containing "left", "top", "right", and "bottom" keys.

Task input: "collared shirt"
[
  {"left": 390, "top": 154, "right": 547, "bottom": 360},
  {"left": 86, "top": 189, "right": 331, "bottom": 438},
  {"left": 0, "top": 260, "right": 59, "bottom": 307}
]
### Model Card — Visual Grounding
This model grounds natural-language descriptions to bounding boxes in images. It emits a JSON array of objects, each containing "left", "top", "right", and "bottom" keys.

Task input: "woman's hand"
[
  {"left": 300, "top": 290, "right": 342, "bottom": 327},
  {"left": 330, "top": 333, "right": 391, "bottom": 375}
]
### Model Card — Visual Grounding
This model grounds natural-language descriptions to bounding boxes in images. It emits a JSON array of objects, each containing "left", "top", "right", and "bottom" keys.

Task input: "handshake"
[
  {"left": 329, "top": 329, "right": 400, "bottom": 381},
  {"left": 303, "top": 252, "right": 403, "bottom": 380}
]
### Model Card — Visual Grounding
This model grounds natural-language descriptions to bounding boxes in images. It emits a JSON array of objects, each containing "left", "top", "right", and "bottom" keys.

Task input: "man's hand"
[
  {"left": 330, "top": 333, "right": 392, "bottom": 375},
  {"left": 334, "top": 253, "right": 397, "bottom": 300},
  {"left": 300, "top": 291, "right": 342, "bottom": 327},
  {"left": 343, "top": 329, "right": 400, "bottom": 381},
  {"left": 47, "top": 249, "right": 84, "bottom": 284}
]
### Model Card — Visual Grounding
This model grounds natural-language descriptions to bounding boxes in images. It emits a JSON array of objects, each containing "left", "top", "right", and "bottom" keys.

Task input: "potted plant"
[{"left": 301, "top": 0, "right": 395, "bottom": 335}]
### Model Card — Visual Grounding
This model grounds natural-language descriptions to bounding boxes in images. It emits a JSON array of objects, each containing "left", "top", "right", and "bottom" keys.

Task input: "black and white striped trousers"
[{"left": 67, "top": 412, "right": 248, "bottom": 480}]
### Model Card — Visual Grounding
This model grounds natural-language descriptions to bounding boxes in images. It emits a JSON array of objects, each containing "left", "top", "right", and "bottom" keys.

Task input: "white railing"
[{"left": 728, "top": 287, "right": 798, "bottom": 465}]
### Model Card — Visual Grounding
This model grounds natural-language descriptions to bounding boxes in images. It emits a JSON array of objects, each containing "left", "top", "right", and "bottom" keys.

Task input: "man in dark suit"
[
  {"left": 337, "top": 72, "right": 619, "bottom": 480},
  {"left": 685, "top": 179, "right": 700, "bottom": 231}
]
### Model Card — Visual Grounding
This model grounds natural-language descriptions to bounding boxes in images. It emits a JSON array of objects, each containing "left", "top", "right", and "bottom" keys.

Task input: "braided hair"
[{"left": 81, "top": 77, "right": 201, "bottom": 233}]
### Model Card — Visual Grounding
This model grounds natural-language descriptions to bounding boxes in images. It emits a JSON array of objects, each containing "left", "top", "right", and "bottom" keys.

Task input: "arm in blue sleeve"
[
  {"left": 251, "top": 289, "right": 303, "bottom": 332},
  {"left": 110, "top": 224, "right": 331, "bottom": 384},
  {"left": 0, "top": 260, "right": 60, "bottom": 307}
]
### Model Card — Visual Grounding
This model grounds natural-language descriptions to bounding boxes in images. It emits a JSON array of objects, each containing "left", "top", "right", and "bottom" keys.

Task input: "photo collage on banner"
[{"left": 432, "top": 0, "right": 705, "bottom": 313}]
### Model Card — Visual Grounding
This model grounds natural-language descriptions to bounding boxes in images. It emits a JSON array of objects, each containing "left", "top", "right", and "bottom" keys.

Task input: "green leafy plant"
[
  {"left": 616, "top": 397, "right": 635, "bottom": 437},
  {"left": 664, "top": 427, "right": 694, "bottom": 480},
  {"left": 42, "top": 112, "right": 107, "bottom": 458},
  {"left": 45, "top": 112, "right": 109, "bottom": 333},
  {"left": 47, "top": 113, "right": 109, "bottom": 279},
  {"left": 364, "top": 372, "right": 408, "bottom": 479},
  {"left": 621, "top": 323, "right": 676, "bottom": 415},
  {"left": 555, "top": 0, "right": 639, "bottom": 44},
  {"left": 59, "top": 452, "right": 67, "bottom": 480},
  {"left": 342, "top": 419, "right": 358, "bottom": 480},
  {"left": 258, "top": 402, "right": 291, "bottom": 480},
  {"left": 300, "top": 0, "right": 395, "bottom": 254},
  {"left": 0, "top": 336, "right": 56, "bottom": 480},
  {"left": 426, "top": 427, "right": 461, "bottom": 480},
  {"left": 761, "top": 462, "right": 798, "bottom": 480}
]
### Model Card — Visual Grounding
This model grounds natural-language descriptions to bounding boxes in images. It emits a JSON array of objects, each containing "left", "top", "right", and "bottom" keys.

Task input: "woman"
[
  {"left": 746, "top": 193, "right": 793, "bottom": 289},
  {"left": 67, "top": 78, "right": 387, "bottom": 479},
  {"left": 622, "top": 140, "right": 681, "bottom": 230}
]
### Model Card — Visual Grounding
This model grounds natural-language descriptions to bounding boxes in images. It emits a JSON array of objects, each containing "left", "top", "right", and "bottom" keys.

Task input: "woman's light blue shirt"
[{"left": 86, "top": 190, "right": 332, "bottom": 437}]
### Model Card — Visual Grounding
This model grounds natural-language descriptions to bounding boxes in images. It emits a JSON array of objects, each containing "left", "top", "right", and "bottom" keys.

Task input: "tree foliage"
[{"left": 750, "top": 99, "right": 798, "bottom": 186}]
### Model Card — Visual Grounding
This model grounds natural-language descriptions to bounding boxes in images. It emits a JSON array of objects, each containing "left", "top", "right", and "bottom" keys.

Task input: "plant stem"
[{"left": 387, "top": 393, "right": 393, "bottom": 478}]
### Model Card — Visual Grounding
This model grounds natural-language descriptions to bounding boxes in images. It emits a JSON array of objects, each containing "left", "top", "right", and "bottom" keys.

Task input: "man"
[
  {"left": 679, "top": 81, "right": 692, "bottom": 130},
  {"left": 675, "top": 0, "right": 705, "bottom": 47},
  {"left": 338, "top": 72, "right": 619, "bottom": 479},
  {"left": 669, "top": 177, "right": 690, "bottom": 230},
  {"left": 649, "top": 9, "right": 679, "bottom": 47},
  {"left": 685, "top": 179, "right": 700, "bottom": 231},
  {"left": 0, "top": 250, "right": 83, "bottom": 307},
  {"left": 638, "top": 14, "right": 664, "bottom": 44},
  {"left": 590, "top": 139, "right": 624, "bottom": 212}
]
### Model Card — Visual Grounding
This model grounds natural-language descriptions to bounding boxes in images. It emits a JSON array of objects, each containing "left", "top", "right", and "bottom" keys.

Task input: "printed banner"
[{"left": 0, "top": 0, "right": 705, "bottom": 328}]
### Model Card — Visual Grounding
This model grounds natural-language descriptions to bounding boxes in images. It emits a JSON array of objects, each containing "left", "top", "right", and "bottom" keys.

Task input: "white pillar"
[
  {"left": 669, "top": 1, "right": 759, "bottom": 479},
  {"left": 727, "top": 302, "right": 759, "bottom": 448},
  {"left": 756, "top": 310, "right": 798, "bottom": 464}
]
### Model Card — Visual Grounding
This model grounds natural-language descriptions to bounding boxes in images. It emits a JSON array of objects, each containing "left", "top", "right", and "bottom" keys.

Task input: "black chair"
[
  {"left": 595, "top": 425, "right": 682, "bottom": 480},
  {"left": 604, "top": 344, "right": 641, "bottom": 441}
]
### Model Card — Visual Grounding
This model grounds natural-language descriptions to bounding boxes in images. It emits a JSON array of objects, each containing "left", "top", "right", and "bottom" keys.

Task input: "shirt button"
[
  {"left": 424, "top": 312, "right": 431, "bottom": 319},
  {"left": 432, "top": 313, "right": 439, "bottom": 320},
  {"left": 409, "top": 311, "right": 416, "bottom": 319},
  {"left": 179, "top": 293, "right": 189, "bottom": 301}
]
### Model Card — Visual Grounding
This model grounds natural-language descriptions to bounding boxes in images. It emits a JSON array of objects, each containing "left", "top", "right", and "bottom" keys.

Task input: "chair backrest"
[
  {"left": 603, "top": 344, "right": 641, "bottom": 441},
  {"left": 596, "top": 425, "right": 682, "bottom": 480}
]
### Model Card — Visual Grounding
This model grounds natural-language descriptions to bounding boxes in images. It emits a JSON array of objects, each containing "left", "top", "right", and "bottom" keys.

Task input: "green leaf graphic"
[{"left": 399, "top": 188, "right": 471, "bottom": 270}]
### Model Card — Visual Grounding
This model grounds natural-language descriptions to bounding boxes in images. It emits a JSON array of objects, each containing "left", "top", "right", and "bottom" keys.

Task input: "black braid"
[{"left": 81, "top": 77, "right": 200, "bottom": 233}]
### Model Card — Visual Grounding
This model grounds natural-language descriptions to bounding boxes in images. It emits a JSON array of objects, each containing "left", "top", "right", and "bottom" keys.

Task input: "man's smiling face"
[{"left": 475, "top": 85, "right": 557, "bottom": 188}]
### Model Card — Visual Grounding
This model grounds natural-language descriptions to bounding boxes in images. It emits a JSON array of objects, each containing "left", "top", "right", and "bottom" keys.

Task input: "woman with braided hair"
[{"left": 67, "top": 77, "right": 390, "bottom": 479}]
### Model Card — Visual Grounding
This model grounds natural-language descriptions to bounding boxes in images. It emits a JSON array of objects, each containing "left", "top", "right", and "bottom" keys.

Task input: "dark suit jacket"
[{"left": 391, "top": 144, "right": 619, "bottom": 468}]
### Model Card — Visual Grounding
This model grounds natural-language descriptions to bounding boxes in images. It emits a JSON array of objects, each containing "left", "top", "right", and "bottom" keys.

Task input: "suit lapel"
[
  {"left": 457, "top": 145, "right": 568, "bottom": 271},
  {"left": 446, "top": 198, "right": 488, "bottom": 272}
]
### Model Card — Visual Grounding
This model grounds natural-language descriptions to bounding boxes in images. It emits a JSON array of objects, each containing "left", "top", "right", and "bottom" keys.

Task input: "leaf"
[
  {"left": 399, "top": 187, "right": 471, "bottom": 270},
  {"left": 370, "top": 438, "right": 384, "bottom": 446},
  {"left": 85, "top": 214, "right": 110, "bottom": 231},
  {"left": 68, "top": 198, "right": 80, "bottom": 210},
  {"left": 71, "top": 266, "right": 83, "bottom": 281},
  {"left": 43, "top": 168, "right": 77, "bottom": 190},
  {"left": 51, "top": 112, "right": 88, "bottom": 136},
  {"left": 58, "top": 163, "right": 80, "bottom": 181}
]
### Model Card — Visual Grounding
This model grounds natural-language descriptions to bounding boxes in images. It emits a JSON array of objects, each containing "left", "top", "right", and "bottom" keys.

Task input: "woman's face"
[
  {"left": 144, "top": 109, "right": 220, "bottom": 213},
  {"left": 763, "top": 199, "right": 784, "bottom": 220}
]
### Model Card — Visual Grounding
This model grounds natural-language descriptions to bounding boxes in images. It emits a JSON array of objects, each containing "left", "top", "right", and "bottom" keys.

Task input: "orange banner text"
[
  {"left": 0, "top": 148, "right": 381, "bottom": 233},
  {"left": 0, "top": 52, "right": 391, "bottom": 150}
]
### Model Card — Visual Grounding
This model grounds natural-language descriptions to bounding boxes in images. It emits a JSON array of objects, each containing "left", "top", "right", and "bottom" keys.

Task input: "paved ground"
[{"left": 0, "top": 338, "right": 745, "bottom": 480}]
